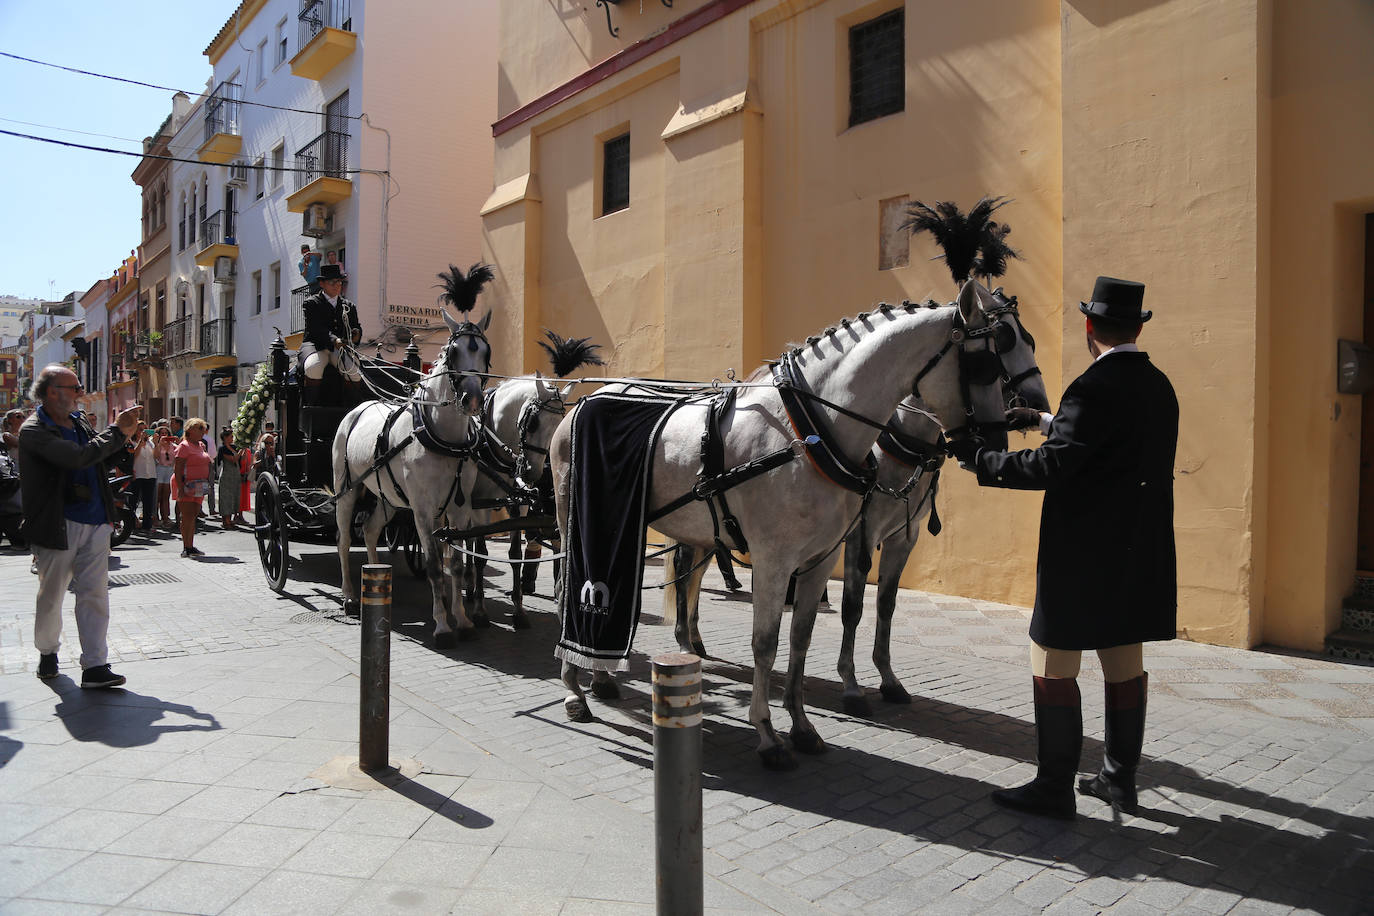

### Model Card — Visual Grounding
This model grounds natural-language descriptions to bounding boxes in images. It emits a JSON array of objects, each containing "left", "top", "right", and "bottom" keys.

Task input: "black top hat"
[
  {"left": 318, "top": 263, "right": 347, "bottom": 282},
  {"left": 1079, "top": 276, "right": 1150, "bottom": 323}
]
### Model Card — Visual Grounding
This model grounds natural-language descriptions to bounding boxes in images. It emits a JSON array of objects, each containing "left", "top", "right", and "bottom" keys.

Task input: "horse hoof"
[
  {"left": 472, "top": 613, "right": 492, "bottom": 629},
  {"left": 690, "top": 641, "right": 707, "bottom": 659},
  {"left": 842, "top": 694, "right": 873, "bottom": 718},
  {"left": 590, "top": 679, "right": 621, "bottom": 701},
  {"left": 758, "top": 745, "right": 797, "bottom": 771},
  {"left": 565, "top": 698, "right": 593, "bottom": 723},
  {"left": 456, "top": 627, "right": 477, "bottom": 642},
  {"left": 512, "top": 614, "right": 532, "bottom": 631},
  {"left": 790, "top": 729, "right": 827, "bottom": 755},
  {"left": 434, "top": 631, "right": 456, "bottom": 650},
  {"left": 343, "top": 599, "right": 360, "bottom": 618},
  {"left": 880, "top": 683, "right": 913, "bottom": 705}
]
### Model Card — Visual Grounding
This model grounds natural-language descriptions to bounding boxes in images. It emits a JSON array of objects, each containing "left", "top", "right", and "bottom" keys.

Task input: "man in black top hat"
[
  {"left": 949, "top": 276, "right": 1179, "bottom": 820},
  {"left": 300, "top": 263, "right": 363, "bottom": 399}
]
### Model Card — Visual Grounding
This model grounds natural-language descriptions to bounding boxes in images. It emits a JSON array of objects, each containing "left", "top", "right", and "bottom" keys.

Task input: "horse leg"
[
  {"left": 562, "top": 661, "right": 593, "bottom": 722},
  {"left": 362, "top": 503, "right": 388, "bottom": 567},
  {"left": 838, "top": 530, "right": 873, "bottom": 717},
  {"left": 748, "top": 566, "right": 793, "bottom": 770},
  {"left": 874, "top": 536, "right": 916, "bottom": 705},
  {"left": 508, "top": 526, "right": 531, "bottom": 630},
  {"left": 336, "top": 487, "right": 360, "bottom": 617},
  {"left": 783, "top": 562, "right": 833, "bottom": 756},
  {"left": 426, "top": 533, "right": 470, "bottom": 647},
  {"left": 666, "top": 542, "right": 709, "bottom": 656},
  {"left": 467, "top": 536, "right": 490, "bottom": 628},
  {"left": 520, "top": 533, "right": 540, "bottom": 595}
]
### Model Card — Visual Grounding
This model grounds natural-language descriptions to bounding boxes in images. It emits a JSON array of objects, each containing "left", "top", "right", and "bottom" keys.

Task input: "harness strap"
[
  {"left": 376, "top": 404, "right": 413, "bottom": 507},
  {"left": 647, "top": 441, "right": 799, "bottom": 525},
  {"left": 772, "top": 355, "right": 878, "bottom": 495},
  {"left": 409, "top": 401, "right": 476, "bottom": 458},
  {"left": 877, "top": 425, "right": 945, "bottom": 470}
]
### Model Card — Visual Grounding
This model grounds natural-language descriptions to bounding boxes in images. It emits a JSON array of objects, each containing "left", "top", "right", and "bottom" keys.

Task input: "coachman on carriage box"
[{"left": 949, "top": 275, "right": 1179, "bottom": 821}]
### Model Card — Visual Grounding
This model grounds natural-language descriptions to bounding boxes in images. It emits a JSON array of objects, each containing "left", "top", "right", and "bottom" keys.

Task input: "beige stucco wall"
[
  {"left": 1265, "top": 0, "right": 1374, "bottom": 650},
  {"left": 482, "top": 0, "right": 1374, "bottom": 651}
]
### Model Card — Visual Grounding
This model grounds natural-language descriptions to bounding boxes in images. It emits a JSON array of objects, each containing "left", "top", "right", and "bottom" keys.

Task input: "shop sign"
[
  {"left": 206, "top": 367, "right": 237, "bottom": 397},
  {"left": 385, "top": 303, "right": 447, "bottom": 329}
]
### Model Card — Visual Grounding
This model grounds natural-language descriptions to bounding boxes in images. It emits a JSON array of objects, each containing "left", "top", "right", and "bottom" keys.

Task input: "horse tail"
[{"left": 661, "top": 536, "right": 680, "bottom": 627}]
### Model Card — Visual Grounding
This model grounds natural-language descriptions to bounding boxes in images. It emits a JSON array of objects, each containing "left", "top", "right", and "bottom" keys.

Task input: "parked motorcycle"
[{"left": 108, "top": 473, "right": 139, "bottom": 548}]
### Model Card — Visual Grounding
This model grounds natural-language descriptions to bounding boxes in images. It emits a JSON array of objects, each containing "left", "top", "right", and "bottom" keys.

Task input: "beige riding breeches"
[
  {"left": 1030, "top": 641, "right": 1144, "bottom": 683},
  {"left": 301, "top": 342, "right": 363, "bottom": 381}
]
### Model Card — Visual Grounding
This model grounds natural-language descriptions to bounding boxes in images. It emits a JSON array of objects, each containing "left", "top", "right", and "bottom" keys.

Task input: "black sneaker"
[
  {"left": 36, "top": 654, "right": 58, "bottom": 680},
  {"left": 80, "top": 665, "right": 126, "bottom": 689}
]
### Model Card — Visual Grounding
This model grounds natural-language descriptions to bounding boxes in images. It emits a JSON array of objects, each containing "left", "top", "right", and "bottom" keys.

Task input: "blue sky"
[{"left": 0, "top": 1, "right": 239, "bottom": 302}]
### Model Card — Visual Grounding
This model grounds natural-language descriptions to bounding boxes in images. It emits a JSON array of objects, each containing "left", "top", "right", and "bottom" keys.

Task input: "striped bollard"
[
  {"left": 359, "top": 564, "right": 393, "bottom": 773},
  {"left": 653, "top": 652, "right": 703, "bottom": 915}
]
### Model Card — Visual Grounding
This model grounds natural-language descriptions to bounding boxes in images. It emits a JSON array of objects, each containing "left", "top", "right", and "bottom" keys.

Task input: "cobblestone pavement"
[{"left": 1, "top": 525, "right": 1372, "bottom": 913}]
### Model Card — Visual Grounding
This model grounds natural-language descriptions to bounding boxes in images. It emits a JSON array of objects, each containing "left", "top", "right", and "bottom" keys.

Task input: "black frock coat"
[
  {"left": 972, "top": 350, "right": 1179, "bottom": 649},
  {"left": 302, "top": 292, "right": 361, "bottom": 352}
]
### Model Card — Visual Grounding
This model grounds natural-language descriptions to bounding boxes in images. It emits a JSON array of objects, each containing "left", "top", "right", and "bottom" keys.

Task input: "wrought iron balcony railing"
[
  {"left": 299, "top": 0, "right": 353, "bottom": 48},
  {"left": 198, "top": 209, "right": 237, "bottom": 252},
  {"left": 203, "top": 81, "right": 242, "bottom": 144},
  {"left": 125, "top": 332, "right": 164, "bottom": 366},
  {"left": 200, "top": 315, "right": 234, "bottom": 357},
  {"left": 290, "top": 285, "right": 311, "bottom": 334},
  {"left": 294, "top": 130, "right": 349, "bottom": 191},
  {"left": 163, "top": 316, "right": 199, "bottom": 358}
]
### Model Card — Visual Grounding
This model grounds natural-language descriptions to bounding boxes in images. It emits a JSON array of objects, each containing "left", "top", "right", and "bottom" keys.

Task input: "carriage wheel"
[
  {"left": 255, "top": 474, "right": 290, "bottom": 593},
  {"left": 386, "top": 512, "right": 426, "bottom": 579}
]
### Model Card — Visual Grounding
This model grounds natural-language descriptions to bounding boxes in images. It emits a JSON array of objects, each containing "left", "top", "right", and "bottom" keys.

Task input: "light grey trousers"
[{"left": 33, "top": 519, "right": 113, "bottom": 670}]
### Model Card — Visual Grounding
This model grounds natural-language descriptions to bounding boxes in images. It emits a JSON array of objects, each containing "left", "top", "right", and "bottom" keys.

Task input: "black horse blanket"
[{"left": 556, "top": 392, "right": 680, "bottom": 671}]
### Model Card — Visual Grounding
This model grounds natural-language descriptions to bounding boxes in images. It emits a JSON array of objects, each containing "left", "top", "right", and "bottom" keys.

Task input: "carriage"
[{"left": 252, "top": 331, "right": 427, "bottom": 592}]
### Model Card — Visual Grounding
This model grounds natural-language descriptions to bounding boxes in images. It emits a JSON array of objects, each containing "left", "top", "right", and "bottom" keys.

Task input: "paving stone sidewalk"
[{"left": 0, "top": 527, "right": 1371, "bottom": 914}]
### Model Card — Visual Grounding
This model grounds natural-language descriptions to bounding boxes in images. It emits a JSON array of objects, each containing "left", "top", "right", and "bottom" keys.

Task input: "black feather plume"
[
  {"left": 537, "top": 329, "right": 605, "bottom": 378},
  {"left": 902, "top": 197, "right": 1015, "bottom": 286},
  {"left": 972, "top": 220, "right": 1020, "bottom": 280},
  {"left": 434, "top": 262, "right": 495, "bottom": 313}
]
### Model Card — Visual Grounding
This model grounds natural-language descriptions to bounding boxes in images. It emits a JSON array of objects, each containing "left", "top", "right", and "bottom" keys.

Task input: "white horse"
[
  {"left": 551, "top": 279, "right": 1039, "bottom": 769},
  {"left": 332, "top": 310, "right": 493, "bottom": 647},
  {"left": 465, "top": 374, "right": 575, "bottom": 629}
]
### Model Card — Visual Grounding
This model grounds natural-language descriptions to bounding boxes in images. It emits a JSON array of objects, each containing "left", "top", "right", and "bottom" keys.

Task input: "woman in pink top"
[{"left": 172, "top": 418, "right": 212, "bottom": 557}]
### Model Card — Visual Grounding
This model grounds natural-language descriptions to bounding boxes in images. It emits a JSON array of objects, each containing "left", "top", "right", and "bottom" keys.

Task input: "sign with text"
[
  {"left": 385, "top": 303, "right": 448, "bottom": 329},
  {"left": 206, "top": 367, "right": 237, "bottom": 397}
]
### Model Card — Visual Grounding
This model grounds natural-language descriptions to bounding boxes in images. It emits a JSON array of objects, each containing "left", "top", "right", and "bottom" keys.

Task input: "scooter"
[{"left": 108, "top": 473, "right": 139, "bottom": 548}]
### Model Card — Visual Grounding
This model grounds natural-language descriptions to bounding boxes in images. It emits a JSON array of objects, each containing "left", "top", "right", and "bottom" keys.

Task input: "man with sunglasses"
[{"left": 18, "top": 365, "right": 142, "bottom": 688}]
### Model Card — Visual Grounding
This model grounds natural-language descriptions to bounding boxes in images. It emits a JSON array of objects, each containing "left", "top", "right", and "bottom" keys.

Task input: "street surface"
[{"left": 1, "top": 521, "right": 1371, "bottom": 913}]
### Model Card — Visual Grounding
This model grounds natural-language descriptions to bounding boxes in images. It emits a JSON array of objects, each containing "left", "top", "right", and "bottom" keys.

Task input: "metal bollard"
[
  {"left": 653, "top": 652, "right": 703, "bottom": 915},
  {"left": 359, "top": 564, "right": 393, "bottom": 773}
]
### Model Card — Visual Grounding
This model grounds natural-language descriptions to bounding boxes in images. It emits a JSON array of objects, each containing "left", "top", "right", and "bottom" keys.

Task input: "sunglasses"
[{"left": 50, "top": 383, "right": 84, "bottom": 391}]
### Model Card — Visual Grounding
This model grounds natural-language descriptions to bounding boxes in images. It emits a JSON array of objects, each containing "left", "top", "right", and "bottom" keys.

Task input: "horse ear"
[
  {"left": 560, "top": 381, "right": 577, "bottom": 399},
  {"left": 442, "top": 307, "right": 461, "bottom": 334},
  {"left": 478, "top": 310, "right": 493, "bottom": 332},
  {"left": 956, "top": 278, "right": 982, "bottom": 326},
  {"left": 533, "top": 373, "right": 553, "bottom": 400}
]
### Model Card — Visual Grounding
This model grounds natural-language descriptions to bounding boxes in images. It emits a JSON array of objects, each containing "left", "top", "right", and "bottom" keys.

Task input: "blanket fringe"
[{"left": 554, "top": 644, "right": 630, "bottom": 673}]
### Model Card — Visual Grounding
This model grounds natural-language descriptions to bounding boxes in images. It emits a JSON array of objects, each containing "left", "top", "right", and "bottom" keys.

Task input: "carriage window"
[
  {"left": 602, "top": 133, "right": 630, "bottom": 216},
  {"left": 849, "top": 9, "right": 904, "bottom": 127}
]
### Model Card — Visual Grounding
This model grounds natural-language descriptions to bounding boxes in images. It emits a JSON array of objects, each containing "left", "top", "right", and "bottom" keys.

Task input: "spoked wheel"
[
  {"left": 386, "top": 512, "right": 426, "bottom": 579},
  {"left": 255, "top": 474, "right": 290, "bottom": 592},
  {"left": 109, "top": 506, "right": 136, "bottom": 549}
]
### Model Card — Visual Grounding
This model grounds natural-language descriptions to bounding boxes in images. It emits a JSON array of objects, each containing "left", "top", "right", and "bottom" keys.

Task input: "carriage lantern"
[
  {"left": 403, "top": 340, "right": 421, "bottom": 372},
  {"left": 269, "top": 332, "right": 289, "bottom": 386}
]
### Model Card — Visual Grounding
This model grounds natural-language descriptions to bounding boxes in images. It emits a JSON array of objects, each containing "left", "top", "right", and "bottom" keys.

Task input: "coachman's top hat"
[
  {"left": 1079, "top": 276, "right": 1150, "bottom": 323},
  {"left": 318, "top": 263, "right": 347, "bottom": 282}
]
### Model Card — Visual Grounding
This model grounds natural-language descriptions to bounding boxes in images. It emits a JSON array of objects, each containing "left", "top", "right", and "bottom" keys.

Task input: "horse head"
[
  {"left": 981, "top": 284, "right": 1051, "bottom": 414},
  {"left": 439, "top": 308, "right": 493, "bottom": 414},
  {"left": 514, "top": 372, "right": 576, "bottom": 484}
]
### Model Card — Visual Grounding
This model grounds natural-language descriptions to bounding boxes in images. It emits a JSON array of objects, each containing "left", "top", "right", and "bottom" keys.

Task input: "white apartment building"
[{"left": 180, "top": 0, "right": 498, "bottom": 425}]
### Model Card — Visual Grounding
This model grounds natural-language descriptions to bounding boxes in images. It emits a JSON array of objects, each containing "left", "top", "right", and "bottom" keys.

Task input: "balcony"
[
  {"left": 194, "top": 210, "right": 239, "bottom": 267},
  {"left": 291, "top": 0, "right": 356, "bottom": 81},
  {"left": 125, "top": 332, "right": 165, "bottom": 367},
  {"left": 193, "top": 314, "right": 236, "bottom": 369},
  {"left": 197, "top": 81, "right": 242, "bottom": 164},
  {"left": 285, "top": 130, "right": 352, "bottom": 212},
  {"left": 163, "top": 316, "right": 199, "bottom": 359},
  {"left": 285, "top": 284, "right": 311, "bottom": 348}
]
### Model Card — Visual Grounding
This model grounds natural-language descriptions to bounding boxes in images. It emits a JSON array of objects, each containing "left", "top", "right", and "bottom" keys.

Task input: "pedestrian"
[
  {"left": 130, "top": 421, "right": 157, "bottom": 532},
  {"left": 202, "top": 434, "right": 217, "bottom": 519},
  {"left": 235, "top": 442, "right": 252, "bottom": 526},
  {"left": 215, "top": 427, "right": 241, "bottom": 530},
  {"left": 4, "top": 408, "right": 26, "bottom": 461},
  {"left": 153, "top": 425, "right": 176, "bottom": 529},
  {"left": 172, "top": 418, "right": 212, "bottom": 557},
  {"left": 948, "top": 277, "right": 1178, "bottom": 820},
  {"left": 0, "top": 443, "right": 23, "bottom": 550},
  {"left": 18, "top": 364, "right": 142, "bottom": 687},
  {"left": 298, "top": 244, "right": 322, "bottom": 293}
]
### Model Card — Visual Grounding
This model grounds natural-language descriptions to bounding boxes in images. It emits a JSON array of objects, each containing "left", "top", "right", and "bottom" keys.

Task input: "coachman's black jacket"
[
  {"left": 302, "top": 292, "right": 362, "bottom": 353},
  {"left": 972, "top": 351, "right": 1179, "bottom": 649}
]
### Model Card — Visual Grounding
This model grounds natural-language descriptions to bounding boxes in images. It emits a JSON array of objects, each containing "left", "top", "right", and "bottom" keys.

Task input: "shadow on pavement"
[{"left": 42, "top": 681, "right": 221, "bottom": 748}]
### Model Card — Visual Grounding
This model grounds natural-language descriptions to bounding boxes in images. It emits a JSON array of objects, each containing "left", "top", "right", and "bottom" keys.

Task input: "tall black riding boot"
[
  {"left": 1079, "top": 673, "right": 1147, "bottom": 814},
  {"left": 992, "top": 676, "right": 1082, "bottom": 821},
  {"left": 302, "top": 375, "right": 322, "bottom": 406}
]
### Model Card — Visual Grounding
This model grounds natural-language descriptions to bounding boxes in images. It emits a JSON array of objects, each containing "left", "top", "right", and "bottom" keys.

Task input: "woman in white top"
[
  {"left": 131, "top": 423, "right": 158, "bottom": 532},
  {"left": 153, "top": 425, "right": 177, "bottom": 530}
]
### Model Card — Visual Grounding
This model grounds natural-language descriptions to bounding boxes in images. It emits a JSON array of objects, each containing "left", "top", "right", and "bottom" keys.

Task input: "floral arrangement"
[{"left": 232, "top": 364, "right": 275, "bottom": 449}]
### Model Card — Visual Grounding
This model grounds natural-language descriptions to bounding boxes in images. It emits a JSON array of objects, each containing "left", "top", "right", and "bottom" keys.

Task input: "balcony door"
[{"left": 324, "top": 91, "right": 349, "bottom": 175}]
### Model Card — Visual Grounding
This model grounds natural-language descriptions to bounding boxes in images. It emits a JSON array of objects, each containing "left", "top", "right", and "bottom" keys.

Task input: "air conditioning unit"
[
  {"left": 213, "top": 256, "right": 236, "bottom": 284},
  {"left": 302, "top": 203, "right": 332, "bottom": 238},
  {"left": 226, "top": 160, "right": 248, "bottom": 188}
]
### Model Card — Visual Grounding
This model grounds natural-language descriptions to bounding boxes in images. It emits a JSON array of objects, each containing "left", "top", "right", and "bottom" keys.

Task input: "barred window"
[
  {"left": 849, "top": 9, "right": 904, "bottom": 127},
  {"left": 602, "top": 133, "right": 630, "bottom": 215}
]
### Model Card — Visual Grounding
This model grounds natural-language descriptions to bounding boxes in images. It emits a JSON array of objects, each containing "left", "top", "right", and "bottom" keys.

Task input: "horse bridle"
[
  {"left": 438, "top": 320, "right": 493, "bottom": 394},
  {"left": 513, "top": 389, "right": 566, "bottom": 483},
  {"left": 911, "top": 299, "right": 1038, "bottom": 444}
]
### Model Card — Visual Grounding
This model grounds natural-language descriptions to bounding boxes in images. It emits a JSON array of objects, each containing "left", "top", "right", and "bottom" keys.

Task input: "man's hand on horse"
[
  {"left": 1005, "top": 406, "right": 1043, "bottom": 432},
  {"left": 946, "top": 437, "right": 981, "bottom": 469},
  {"left": 351, "top": 328, "right": 362, "bottom": 345},
  {"left": 115, "top": 404, "right": 143, "bottom": 437}
]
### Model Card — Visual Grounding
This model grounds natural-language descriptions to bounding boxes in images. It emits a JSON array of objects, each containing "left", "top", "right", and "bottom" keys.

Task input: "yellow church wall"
[{"left": 1264, "top": 0, "right": 1374, "bottom": 650}]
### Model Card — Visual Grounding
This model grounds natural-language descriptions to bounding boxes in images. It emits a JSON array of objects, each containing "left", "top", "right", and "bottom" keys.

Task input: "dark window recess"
[
  {"left": 849, "top": 9, "right": 904, "bottom": 127},
  {"left": 602, "top": 133, "right": 630, "bottom": 215}
]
